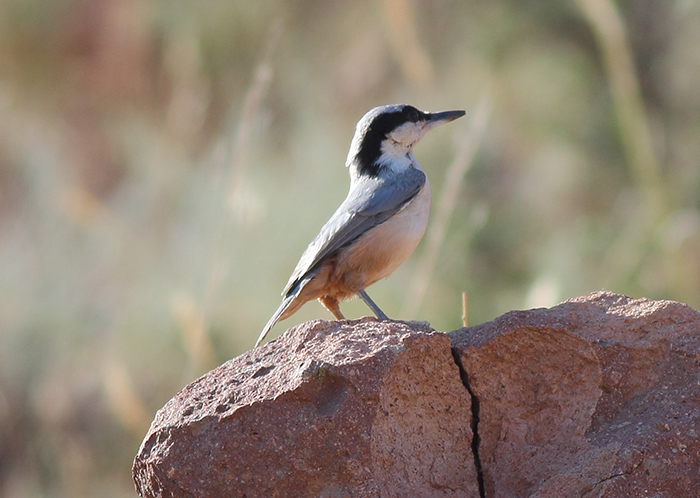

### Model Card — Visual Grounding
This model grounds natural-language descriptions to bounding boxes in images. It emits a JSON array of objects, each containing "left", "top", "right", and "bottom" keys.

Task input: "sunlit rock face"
[{"left": 134, "top": 292, "right": 700, "bottom": 498}]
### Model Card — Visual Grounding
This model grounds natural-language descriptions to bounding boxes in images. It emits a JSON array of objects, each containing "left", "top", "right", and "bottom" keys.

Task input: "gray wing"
[{"left": 282, "top": 168, "right": 426, "bottom": 297}]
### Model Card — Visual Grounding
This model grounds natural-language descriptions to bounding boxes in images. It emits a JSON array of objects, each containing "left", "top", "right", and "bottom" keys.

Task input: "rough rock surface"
[
  {"left": 134, "top": 292, "right": 700, "bottom": 498},
  {"left": 133, "top": 318, "right": 479, "bottom": 498},
  {"left": 450, "top": 291, "right": 700, "bottom": 498}
]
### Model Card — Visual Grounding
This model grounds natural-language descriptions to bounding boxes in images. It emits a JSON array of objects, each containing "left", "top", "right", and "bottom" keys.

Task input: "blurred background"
[{"left": 0, "top": 0, "right": 699, "bottom": 495}]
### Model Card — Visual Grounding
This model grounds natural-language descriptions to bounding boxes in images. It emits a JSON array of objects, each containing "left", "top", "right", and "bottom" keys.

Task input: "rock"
[
  {"left": 134, "top": 292, "right": 700, "bottom": 498},
  {"left": 133, "top": 318, "right": 480, "bottom": 498},
  {"left": 450, "top": 291, "right": 700, "bottom": 498}
]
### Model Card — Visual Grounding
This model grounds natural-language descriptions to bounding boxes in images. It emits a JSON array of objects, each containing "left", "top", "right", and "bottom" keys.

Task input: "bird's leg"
[
  {"left": 358, "top": 290, "right": 389, "bottom": 320},
  {"left": 318, "top": 296, "right": 345, "bottom": 320}
]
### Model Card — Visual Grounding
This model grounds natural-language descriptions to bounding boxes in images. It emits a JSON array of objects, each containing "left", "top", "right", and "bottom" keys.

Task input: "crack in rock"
[{"left": 451, "top": 348, "right": 485, "bottom": 498}]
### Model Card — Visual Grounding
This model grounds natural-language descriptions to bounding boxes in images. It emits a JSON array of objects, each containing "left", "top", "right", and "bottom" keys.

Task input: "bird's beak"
[{"left": 425, "top": 110, "right": 466, "bottom": 130}]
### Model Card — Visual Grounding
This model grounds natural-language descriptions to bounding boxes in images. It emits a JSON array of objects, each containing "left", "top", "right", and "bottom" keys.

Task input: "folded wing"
[{"left": 282, "top": 167, "right": 426, "bottom": 297}]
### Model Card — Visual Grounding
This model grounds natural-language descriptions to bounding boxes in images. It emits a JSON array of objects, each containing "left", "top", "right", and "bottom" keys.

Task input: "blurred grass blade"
[
  {"left": 382, "top": 0, "right": 434, "bottom": 88},
  {"left": 402, "top": 91, "right": 493, "bottom": 319},
  {"left": 103, "top": 358, "right": 151, "bottom": 436},
  {"left": 204, "top": 19, "right": 282, "bottom": 336},
  {"left": 226, "top": 18, "right": 283, "bottom": 218},
  {"left": 576, "top": 0, "right": 668, "bottom": 221},
  {"left": 171, "top": 291, "right": 218, "bottom": 375}
]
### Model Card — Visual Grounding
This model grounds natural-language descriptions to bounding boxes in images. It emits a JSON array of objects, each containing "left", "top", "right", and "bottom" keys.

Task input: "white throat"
[{"left": 378, "top": 142, "right": 421, "bottom": 174}]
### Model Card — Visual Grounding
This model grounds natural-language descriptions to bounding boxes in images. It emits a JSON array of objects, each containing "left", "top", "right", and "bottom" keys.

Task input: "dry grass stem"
[{"left": 462, "top": 291, "right": 468, "bottom": 327}]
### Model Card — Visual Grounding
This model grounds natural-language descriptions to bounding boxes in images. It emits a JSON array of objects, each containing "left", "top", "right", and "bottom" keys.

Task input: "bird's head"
[{"left": 346, "top": 104, "right": 465, "bottom": 178}]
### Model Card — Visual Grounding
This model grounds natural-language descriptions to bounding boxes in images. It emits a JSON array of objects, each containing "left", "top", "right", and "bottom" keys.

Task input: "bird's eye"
[{"left": 407, "top": 109, "right": 420, "bottom": 122}]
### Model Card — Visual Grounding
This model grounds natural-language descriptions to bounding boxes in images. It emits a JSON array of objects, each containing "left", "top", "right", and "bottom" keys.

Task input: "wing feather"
[{"left": 282, "top": 167, "right": 426, "bottom": 297}]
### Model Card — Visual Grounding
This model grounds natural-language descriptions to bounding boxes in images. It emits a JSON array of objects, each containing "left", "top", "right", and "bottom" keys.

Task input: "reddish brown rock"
[
  {"left": 450, "top": 291, "right": 700, "bottom": 498},
  {"left": 133, "top": 318, "right": 479, "bottom": 498},
  {"left": 135, "top": 292, "right": 700, "bottom": 498}
]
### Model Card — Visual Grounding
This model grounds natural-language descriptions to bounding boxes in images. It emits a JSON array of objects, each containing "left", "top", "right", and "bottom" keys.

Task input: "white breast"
[{"left": 339, "top": 179, "right": 431, "bottom": 290}]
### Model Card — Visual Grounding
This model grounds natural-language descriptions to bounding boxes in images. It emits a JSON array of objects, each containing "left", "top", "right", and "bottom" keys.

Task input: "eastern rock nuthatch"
[{"left": 256, "top": 104, "right": 465, "bottom": 347}]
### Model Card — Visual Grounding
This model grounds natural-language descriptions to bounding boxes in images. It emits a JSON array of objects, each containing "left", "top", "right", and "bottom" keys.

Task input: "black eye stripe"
[
  {"left": 353, "top": 105, "right": 424, "bottom": 176},
  {"left": 402, "top": 106, "right": 421, "bottom": 123}
]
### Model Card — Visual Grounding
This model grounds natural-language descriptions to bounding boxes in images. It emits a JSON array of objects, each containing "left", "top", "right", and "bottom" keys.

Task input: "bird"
[{"left": 255, "top": 104, "right": 465, "bottom": 347}]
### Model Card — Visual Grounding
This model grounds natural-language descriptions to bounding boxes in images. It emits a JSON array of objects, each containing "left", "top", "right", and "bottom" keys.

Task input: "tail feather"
[
  {"left": 255, "top": 275, "right": 317, "bottom": 348},
  {"left": 255, "top": 293, "right": 296, "bottom": 348}
]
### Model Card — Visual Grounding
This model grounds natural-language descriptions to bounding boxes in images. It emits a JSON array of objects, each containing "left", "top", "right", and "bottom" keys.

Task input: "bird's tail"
[{"left": 254, "top": 293, "right": 297, "bottom": 348}]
